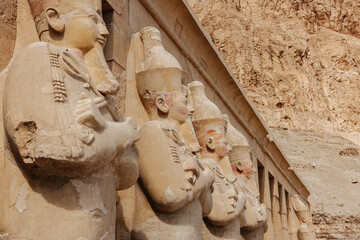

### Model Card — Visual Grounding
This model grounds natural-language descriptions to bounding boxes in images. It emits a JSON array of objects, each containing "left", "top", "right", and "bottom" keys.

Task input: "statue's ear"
[
  {"left": 155, "top": 95, "right": 169, "bottom": 114},
  {"left": 45, "top": 8, "right": 65, "bottom": 33},
  {"left": 206, "top": 137, "right": 215, "bottom": 151},
  {"left": 236, "top": 162, "right": 243, "bottom": 172}
]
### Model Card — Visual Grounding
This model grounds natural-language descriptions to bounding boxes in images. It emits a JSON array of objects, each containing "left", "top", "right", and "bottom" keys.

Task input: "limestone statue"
[
  {"left": 126, "top": 26, "right": 214, "bottom": 240},
  {"left": 189, "top": 81, "right": 246, "bottom": 240},
  {"left": 0, "top": 0, "right": 140, "bottom": 239},
  {"left": 292, "top": 195, "right": 315, "bottom": 240},
  {"left": 225, "top": 114, "right": 267, "bottom": 240}
]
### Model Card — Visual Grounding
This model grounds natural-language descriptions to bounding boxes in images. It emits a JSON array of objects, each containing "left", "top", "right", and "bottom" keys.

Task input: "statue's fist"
[
  {"left": 121, "top": 117, "right": 141, "bottom": 148},
  {"left": 75, "top": 92, "right": 106, "bottom": 130}
]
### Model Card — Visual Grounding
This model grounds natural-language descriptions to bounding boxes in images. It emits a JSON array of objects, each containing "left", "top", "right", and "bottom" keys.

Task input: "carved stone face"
[
  {"left": 213, "top": 133, "right": 231, "bottom": 159},
  {"left": 233, "top": 158, "right": 256, "bottom": 179},
  {"left": 197, "top": 124, "right": 232, "bottom": 159},
  {"left": 167, "top": 91, "right": 190, "bottom": 124},
  {"left": 62, "top": 8, "right": 108, "bottom": 52},
  {"left": 147, "top": 90, "right": 190, "bottom": 123},
  {"left": 34, "top": 0, "right": 109, "bottom": 54},
  {"left": 54, "top": 1, "right": 109, "bottom": 53}
]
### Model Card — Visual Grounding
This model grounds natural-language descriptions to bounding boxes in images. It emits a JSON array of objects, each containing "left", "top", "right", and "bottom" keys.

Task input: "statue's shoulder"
[
  {"left": 22, "top": 42, "right": 63, "bottom": 54},
  {"left": 142, "top": 120, "right": 166, "bottom": 128},
  {"left": 14, "top": 42, "right": 57, "bottom": 59},
  {"left": 21, "top": 41, "right": 49, "bottom": 52},
  {"left": 201, "top": 157, "right": 217, "bottom": 168},
  {"left": 8, "top": 42, "right": 63, "bottom": 74},
  {"left": 141, "top": 121, "right": 170, "bottom": 135},
  {"left": 139, "top": 121, "right": 170, "bottom": 142},
  {"left": 141, "top": 121, "right": 185, "bottom": 145}
]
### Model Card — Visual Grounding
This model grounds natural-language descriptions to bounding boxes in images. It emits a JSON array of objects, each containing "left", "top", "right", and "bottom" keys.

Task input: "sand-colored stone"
[
  {"left": 271, "top": 128, "right": 360, "bottom": 239},
  {"left": 0, "top": 1, "right": 315, "bottom": 239},
  {"left": 292, "top": 195, "right": 315, "bottom": 240},
  {"left": 123, "top": 26, "right": 214, "bottom": 240},
  {"left": 0, "top": 0, "right": 140, "bottom": 239},
  {"left": 187, "top": 0, "right": 360, "bottom": 141},
  {"left": 225, "top": 115, "right": 267, "bottom": 240},
  {"left": 0, "top": 0, "right": 16, "bottom": 71},
  {"left": 187, "top": 0, "right": 360, "bottom": 238},
  {"left": 190, "top": 80, "right": 246, "bottom": 239}
]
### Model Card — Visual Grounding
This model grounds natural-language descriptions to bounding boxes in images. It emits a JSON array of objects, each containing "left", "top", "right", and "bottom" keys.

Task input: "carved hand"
[
  {"left": 197, "top": 167, "right": 215, "bottom": 215},
  {"left": 107, "top": 117, "right": 140, "bottom": 155},
  {"left": 75, "top": 92, "right": 107, "bottom": 130},
  {"left": 117, "top": 117, "right": 141, "bottom": 149},
  {"left": 203, "top": 167, "right": 215, "bottom": 187},
  {"left": 226, "top": 186, "right": 238, "bottom": 208},
  {"left": 183, "top": 156, "right": 201, "bottom": 184}
]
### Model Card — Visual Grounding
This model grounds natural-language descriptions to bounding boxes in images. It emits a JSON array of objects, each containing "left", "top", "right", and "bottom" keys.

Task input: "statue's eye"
[
  {"left": 88, "top": 14, "right": 97, "bottom": 22},
  {"left": 84, "top": 10, "right": 98, "bottom": 22}
]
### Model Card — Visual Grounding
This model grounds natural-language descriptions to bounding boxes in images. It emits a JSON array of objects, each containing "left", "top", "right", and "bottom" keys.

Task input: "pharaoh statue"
[
  {"left": 189, "top": 81, "right": 246, "bottom": 240},
  {"left": 125, "top": 26, "right": 214, "bottom": 240},
  {"left": 0, "top": 0, "right": 140, "bottom": 239},
  {"left": 292, "top": 195, "right": 315, "bottom": 240},
  {"left": 225, "top": 114, "right": 267, "bottom": 240}
]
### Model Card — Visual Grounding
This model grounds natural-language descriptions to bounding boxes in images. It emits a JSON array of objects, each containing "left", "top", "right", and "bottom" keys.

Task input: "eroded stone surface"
[
  {"left": 124, "top": 26, "right": 214, "bottom": 240},
  {"left": 188, "top": 0, "right": 360, "bottom": 238},
  {"left": 187, "top": 0, "right": 360, "bottom": 142},
  {"left": 0, "top": 0, "right": 16, "bottom": 71},
  {"left": 190, "top": 80, "right": 246, "bottom": 239},
  {"left": 272, "top": 128, "right": 360, "bottom": 238},
  {"left": 0, "top": 1, "right": 318, "bottom": 239},
  {"left": 0, "top": 0, "right": 140, "bottom": 239}
]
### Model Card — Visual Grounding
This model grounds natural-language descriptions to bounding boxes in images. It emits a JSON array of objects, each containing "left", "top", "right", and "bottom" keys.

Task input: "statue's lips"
[{"left": 97, "top": 37, "right": 106, "bottom": 46}]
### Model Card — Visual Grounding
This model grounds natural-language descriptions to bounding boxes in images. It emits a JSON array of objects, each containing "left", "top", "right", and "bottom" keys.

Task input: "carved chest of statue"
[
  {"left": 136, "top": 120, "right": 200, "bottom": 212},
  {"left": 202, "top": 157, "right": 239, "bottom": 226},
  {"left": 4, "top": 42, "right": 121, "bottom": 178}
]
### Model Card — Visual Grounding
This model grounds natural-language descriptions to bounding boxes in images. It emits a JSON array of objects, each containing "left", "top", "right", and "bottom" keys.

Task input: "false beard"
[{"left": 84, "top": 42, "right": 120, "bottom": 95}]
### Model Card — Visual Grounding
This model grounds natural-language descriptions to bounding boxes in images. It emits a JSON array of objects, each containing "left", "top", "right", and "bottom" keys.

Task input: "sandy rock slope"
[{"left": 187, "top": 0, "right": 360, "bottom": 238}]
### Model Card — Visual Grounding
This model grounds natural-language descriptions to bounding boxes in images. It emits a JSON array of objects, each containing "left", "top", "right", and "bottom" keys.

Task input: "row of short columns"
[{"left": 260, "top": 169, "right": 300, "bottom": 240}]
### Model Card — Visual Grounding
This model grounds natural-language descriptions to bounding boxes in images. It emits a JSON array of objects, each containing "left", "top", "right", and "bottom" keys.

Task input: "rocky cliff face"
[
  {"left": 0, "top": 0, "right": 16, "bottom": 71},
  {"left": 188, "top": 0, "right": 360, "bottom": 144},
  {"left": 188, "top": 0, "right": 360, "bottom": 238},
  {"left": 272, "top": 128, "right": 360, "bottom": 239}
]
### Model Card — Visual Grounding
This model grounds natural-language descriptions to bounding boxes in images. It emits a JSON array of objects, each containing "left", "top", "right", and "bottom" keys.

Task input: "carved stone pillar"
[
  {"left": 270, "top": 177, "right": 282, "bottom": 240},
  {"left": 287, "top": 193, "right": 298, "bottom": 240},
  {"left": 263, "top": 170, "right": 274, "bottom": 240},
  {"left": 280, "top": 187, "right": 290, "bottom": 240}
]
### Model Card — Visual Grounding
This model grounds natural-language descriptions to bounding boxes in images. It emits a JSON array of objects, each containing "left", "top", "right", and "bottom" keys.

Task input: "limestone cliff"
[
  {"left": 0, "top": 0, "right": 16, "bottom": 70},
  {"left": 188, "top": 0, "right": 360, "bottom": 238},
  {"left": 188, "top": 0, "right": 360, "bottom": 142}
]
